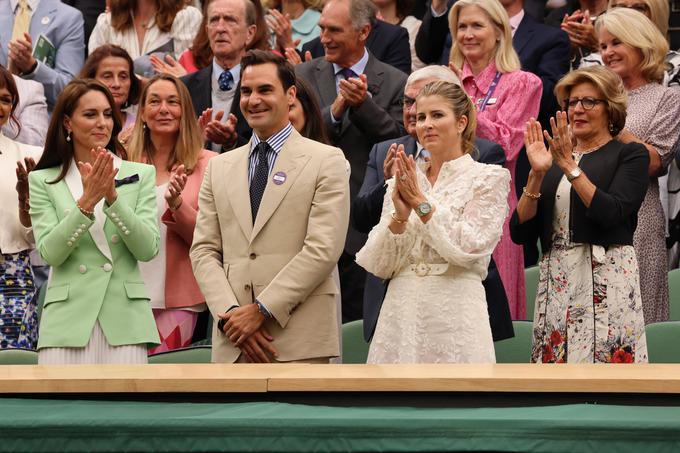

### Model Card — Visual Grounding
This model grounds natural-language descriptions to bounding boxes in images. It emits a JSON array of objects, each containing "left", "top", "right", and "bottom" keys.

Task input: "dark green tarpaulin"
[{"left": 1, "top": 399, "right": 679, "bottom": 452}]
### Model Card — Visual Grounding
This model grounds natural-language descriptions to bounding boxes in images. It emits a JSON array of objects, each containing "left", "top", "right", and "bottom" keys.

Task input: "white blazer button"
[
  {"left": 80, "top": 224, "right": 86, "bottom": 228},
  {"left": 76, "top": 228, "right": 83, "bottom": 234},
  {"left": 79, "top": 265, "right": 87, "bottom": 274},
  {"left": 103, "top": 263, "right": 112, "bottom": 272},
  {"left": 124, "top": 230, "right": 131, "bottom": 236},
  {"left": 73, "top": 232, "right": 79, "bottom": 238},
  {"left": 117, "top": 221, "right": 124, "bottom": 227},
  {"left": 111, "top": 234, "right": 119, "bottom": 243},
  {"left": 67, "top": 241, "right": 73, "bottom": 247}
]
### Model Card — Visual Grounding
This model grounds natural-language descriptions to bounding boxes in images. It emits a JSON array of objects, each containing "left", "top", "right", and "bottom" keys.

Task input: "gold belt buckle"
[{"left": 414, "top": 262, "right": 431, "bottom": 277}]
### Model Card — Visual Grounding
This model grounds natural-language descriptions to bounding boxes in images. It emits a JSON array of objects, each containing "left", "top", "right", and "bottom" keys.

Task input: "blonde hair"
[
  {"left": 448, "top": 0, "right": 521, "bottom": 74},
  {"left": 607, "top": 0, "right": 669, "bottom": 36},
  {"left": 596, "top": 8, "right": 668, "bottom": 83},
  {"left": 554, "top": 66, "right": 628, "bottom": 135},
  {"left": 127, "top": 74, "right": 204, "bottom": 173},
  {"left": 416, "top": 81, "right": 478, "bottom": 155}
]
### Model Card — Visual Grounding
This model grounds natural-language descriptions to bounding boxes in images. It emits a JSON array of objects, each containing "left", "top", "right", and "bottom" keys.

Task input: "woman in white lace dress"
[{"left": 355, "top": 81, "right": 510, "bottom": 364}]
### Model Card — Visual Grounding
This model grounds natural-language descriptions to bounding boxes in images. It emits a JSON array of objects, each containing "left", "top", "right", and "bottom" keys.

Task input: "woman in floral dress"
[{"left": 510, "top": 66, "right": 649, "bottom": 363}]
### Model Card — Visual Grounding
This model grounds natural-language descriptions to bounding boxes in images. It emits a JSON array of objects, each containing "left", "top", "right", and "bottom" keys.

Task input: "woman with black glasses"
[{"left": 510, "top": 66, "right": 649, "bottom": 363}]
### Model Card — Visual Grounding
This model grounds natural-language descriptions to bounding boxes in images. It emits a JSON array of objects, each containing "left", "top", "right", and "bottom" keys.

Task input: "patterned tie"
[
  {"left": 339, "top": 68, "right": 356, "bottom": 80},
  {"left": 250, "top": 142, "right": 271, "bottom": 222},
  {"left": 11, "top": 0, "right": 31, "bottom": 42},
  {"left": 218, "top": 70, "right": 234, "bottom": 91}
]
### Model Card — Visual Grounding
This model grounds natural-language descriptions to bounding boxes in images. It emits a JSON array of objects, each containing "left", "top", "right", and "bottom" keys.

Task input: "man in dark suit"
[
  {"left": 180, "top": 0, "right": 255, "bottom": 152},
  {"left": 302, "top": 19, "right": 412, "bottom": 74},
  {"left": 296, "top": 0, "right": 407, "bottom": 322},
  {"left": 352, "top": 65, "right": 513, "bottom": 343}
]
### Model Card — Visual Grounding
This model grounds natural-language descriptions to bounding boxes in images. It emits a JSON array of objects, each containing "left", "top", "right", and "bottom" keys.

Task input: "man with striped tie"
[{"left": 191, "top": 50, "right": 350, "bottom": 364}]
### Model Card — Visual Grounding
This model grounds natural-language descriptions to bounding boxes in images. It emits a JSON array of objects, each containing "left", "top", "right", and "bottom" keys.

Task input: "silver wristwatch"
[
  {"left": 566, "top": 166, "right": 582, "bottom": 182},
  {"left": 415, "top": 201, "right": 432, "bottom": 217}
]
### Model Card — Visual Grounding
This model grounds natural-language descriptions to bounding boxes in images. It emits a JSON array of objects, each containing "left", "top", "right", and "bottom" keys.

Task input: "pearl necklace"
[{"left": 573, "top": 138, "right": 611, "bottom": 155}]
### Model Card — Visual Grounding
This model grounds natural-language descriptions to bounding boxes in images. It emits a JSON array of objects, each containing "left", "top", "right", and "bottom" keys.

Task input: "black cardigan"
[{"left": 510, "top": 140, "right": 650, "bottom": 252}]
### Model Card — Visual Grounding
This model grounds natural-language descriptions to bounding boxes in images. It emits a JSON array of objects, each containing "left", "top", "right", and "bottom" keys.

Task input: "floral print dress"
[
  {"left": 0, "top": 250, "right": 38, "bottom": 349},
  {"left": 531, "top": 154, "right": 648, "bottom": 363}
]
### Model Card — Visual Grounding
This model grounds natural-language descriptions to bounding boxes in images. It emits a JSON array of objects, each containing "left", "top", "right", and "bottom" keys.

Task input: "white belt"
[{"left": 400, "top": 262, "right": 452, "bottom": 277}]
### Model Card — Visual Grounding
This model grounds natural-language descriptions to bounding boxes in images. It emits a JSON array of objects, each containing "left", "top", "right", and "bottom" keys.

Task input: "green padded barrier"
[
  {"left": 525, "top": 266, "right": 540, "bottom": 321},
  {"left": 341, "top": 319, "right": 369, "bottom": 364},
  {"left": 0, "top": 348, "right": 38, "bottom": 365},
  {"left": 148, "top": 346, "right": 212, "bottom": 364},
  {"left": 494, "top": 320, "right": 533, "bottom": 363},
  {"left": 646, "top": 321, "right": 680, "bottom": 363},
  {"left": 668, "top": 269, "right": 680, "bottom": 321}
]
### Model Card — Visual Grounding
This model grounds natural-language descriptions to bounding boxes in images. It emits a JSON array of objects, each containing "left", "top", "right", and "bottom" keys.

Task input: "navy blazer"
[
  {"left": 353, "top": 134, "right": 513, "bottom": 343},
  {"left": 181, "top": 65, "right": 252, "bottom": 151},
  {"left": 302, "top": 20, "right": 411, "bottom": 74}
]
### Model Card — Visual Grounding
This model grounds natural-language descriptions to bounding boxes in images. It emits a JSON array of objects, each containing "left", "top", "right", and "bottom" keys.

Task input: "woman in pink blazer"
[{"left": 127, "top": 74, "right": 217, "bottom": 353}]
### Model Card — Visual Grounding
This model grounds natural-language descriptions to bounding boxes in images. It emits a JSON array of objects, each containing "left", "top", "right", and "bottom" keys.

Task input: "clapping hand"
[
  {"left": 561, "top": 10, "right": 598, "bottom": 52},
  {"left": 198, "top": 108, "right": 238, "bottom": 148},
  {"left": 165, "top": 164, "right": 187, "bottom": 211},
  {"left": 77, "top": 148, "right": 118, "bottom": 212},
  {"left": 524, "top": 118, "right": 553, "bottom": 174},
  {"left": 266, "top": 9, "right": 297, "bottom": 51},
  {"left": 7, "top": 33, "right": 36, "bottom": 75},
  {"left": 284, "top": 47, "right": 312, "bottom": 66},
  {"left": 338, "top": 74, "right": 369, "bottom": 107},
  {"left": 149, "top": 54, "right": 187, "bottom": 78},
  {"left": 383, "top": 143, "right": 399, "bottom": 180},
  {"left": 15, "top": 157, "right": 36, "bottom": 209},
  {"left": 543, "top": 112, "right": 575, "bottom": 172}
]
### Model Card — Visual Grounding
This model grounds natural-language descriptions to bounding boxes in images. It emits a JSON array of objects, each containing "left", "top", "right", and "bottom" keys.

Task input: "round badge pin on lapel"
[
  {"left": 41, "top": 16, "right": 50, "bottom": 25},
  {"left": 272, "top": 171, "right": 286, "bottom": 185}
]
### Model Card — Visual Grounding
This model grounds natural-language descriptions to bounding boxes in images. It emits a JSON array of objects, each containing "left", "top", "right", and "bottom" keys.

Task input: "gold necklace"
[{"left": 573, "top": 138, "right": 611, "bottom": 155}]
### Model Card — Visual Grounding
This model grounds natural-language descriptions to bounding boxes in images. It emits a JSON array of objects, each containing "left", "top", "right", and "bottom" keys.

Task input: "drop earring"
[{"left": 66, "top": 131, "right": 71, "bottom": 142}]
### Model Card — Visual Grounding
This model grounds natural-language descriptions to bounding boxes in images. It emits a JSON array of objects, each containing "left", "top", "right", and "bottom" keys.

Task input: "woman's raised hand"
[
  {"left": 524, "top": 118, "right": 552, "bottom": 174},
  {"left": 77, "top": 148, "right": 118, "bottom": 212},
  {"left": 165, "top": 164, "right": 187, "bottom": 211},
  {"left": 544, "top": 111, "right": 574, "bottom": 171},
  {"left": 15, "top": 157, "right": 36, "bottom": 208}
]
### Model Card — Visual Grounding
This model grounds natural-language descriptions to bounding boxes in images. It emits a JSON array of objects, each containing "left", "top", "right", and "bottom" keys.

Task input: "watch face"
[{"left": 417, "top": 202, "right": 432, "bottom": 216}]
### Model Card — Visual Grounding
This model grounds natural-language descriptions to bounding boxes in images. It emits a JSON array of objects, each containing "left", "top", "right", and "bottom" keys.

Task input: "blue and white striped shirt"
[{"left": 247, "top": 123, "right": 294, "bottom": 185}]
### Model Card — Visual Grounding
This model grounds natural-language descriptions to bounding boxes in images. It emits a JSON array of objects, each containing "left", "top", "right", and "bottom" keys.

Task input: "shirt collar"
[
  {"left": 332, "top": 48, "right": 369, "bottom": 77},
  {"left": 249, "top": 123, "right": 294, "bottom": 156},
  {"left": 462, "top": 59, "right": 500, "bottom": 93},
  {"left": 508, "top": 9, "right": 524, "bottom": 36},
  {"left": 11, "top": 0, "right": 38, "bottom": 13},
  {"left": 212, "top": 59, "right": 241, "bottom": 87}
]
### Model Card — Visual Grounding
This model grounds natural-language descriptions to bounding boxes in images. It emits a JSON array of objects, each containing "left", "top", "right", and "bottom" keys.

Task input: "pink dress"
[{"left": 461, "top": 61, "right": 542, "bottom": 319}]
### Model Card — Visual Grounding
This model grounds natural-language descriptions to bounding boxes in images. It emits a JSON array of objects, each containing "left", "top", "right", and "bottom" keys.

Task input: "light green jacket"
[{"left": 29, "top": 158, "right": 161, "bottom": 349}]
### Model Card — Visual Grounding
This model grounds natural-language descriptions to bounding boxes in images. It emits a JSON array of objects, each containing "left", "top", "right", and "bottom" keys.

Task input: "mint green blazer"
[{"left": 28, "top": 159, "right": 161, "bottom": 349}]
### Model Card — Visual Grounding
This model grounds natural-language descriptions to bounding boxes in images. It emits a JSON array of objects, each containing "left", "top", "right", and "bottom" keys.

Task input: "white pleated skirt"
[{"left": 38, "top": 321, "right": 148, "bottom": 365}]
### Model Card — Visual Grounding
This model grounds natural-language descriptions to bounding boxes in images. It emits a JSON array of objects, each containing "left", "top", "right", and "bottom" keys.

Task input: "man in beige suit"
[{"left": 190, "top": 50, "right": 350, "bottom": 363}]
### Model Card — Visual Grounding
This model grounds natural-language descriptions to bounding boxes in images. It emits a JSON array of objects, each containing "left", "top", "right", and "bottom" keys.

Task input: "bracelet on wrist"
[
  {"left": 76, "top": 202, "right": 94, "bottom": 217},
  {"left": 522, "top": 187, "right": 541, "bottom": 200},
  {"left": 391, "top": 211, "right": 408, "bottom": 224}
]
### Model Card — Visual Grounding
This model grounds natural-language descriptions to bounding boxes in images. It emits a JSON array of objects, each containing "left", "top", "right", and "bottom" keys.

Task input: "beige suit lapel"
[
  {"left": 251, "top": 131, "right": 311, "bottom": 242},
  {"left": 225, "top": 147, "right": 254, "bottom": 240}
]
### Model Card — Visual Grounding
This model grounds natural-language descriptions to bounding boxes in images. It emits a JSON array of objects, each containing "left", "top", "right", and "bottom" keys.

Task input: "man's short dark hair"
[{"left": 240, "top": 50, "right": 296, "bottom": 91}]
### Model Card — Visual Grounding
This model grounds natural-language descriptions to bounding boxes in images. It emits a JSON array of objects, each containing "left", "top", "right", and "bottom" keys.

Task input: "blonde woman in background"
[
  {"left": 128, "top": 74, "right": 217, "bottom": 352},
  {"left": 597, "top": 9, "right": 680, "bottom": 323}
]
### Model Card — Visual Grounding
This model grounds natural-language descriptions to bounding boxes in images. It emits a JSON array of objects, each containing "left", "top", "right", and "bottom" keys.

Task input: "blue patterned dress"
[{"left": 0, "top": 250, "right": 38, "bottom": 349}]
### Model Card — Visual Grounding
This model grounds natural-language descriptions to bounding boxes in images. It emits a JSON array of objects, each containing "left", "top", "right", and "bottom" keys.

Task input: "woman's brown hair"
[
  {"left": 79, "top": 44, "right": 141, "bottom": 107},
  {"left": 0, "top": 65, "right": 21, "bottom": 136},
  {"left": 110, "top": 0, "right": 187, "bottom": 33}
]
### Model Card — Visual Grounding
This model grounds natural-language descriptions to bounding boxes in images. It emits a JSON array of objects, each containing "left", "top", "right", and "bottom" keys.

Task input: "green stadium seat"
[
  {"left": 494, "top": 320, "right": 533, "bottom": 363},
  {"left": 668, "top": 269, "right": 680, "bottom": 321},
  {"left": 342, "top": 319, "right": 370, "bottom": 364},
  {"left": 148, "top": 346, "right": 212, "bottom": 364},
  {"left": 0, "top": 348, "right": 38, "bottom": 364},
  {"left": 524, "top": 266, "right": 539, "bottom": 321},
  {"left": 646, "top": 321, "right": 680, "bottom": 363}
]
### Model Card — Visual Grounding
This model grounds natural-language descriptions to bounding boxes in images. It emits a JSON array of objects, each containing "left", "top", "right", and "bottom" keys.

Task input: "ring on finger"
[{"left": 400, "top": 174, "right": 407, "bottom": 182}]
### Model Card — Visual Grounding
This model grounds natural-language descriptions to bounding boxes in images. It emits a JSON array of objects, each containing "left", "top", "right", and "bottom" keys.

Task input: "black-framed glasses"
[
  {"left": 403, "top": 95, "right": 416, "bottom": 108},
  {"left": 564, "top": 97, "right": 606, "bottom": 110}
]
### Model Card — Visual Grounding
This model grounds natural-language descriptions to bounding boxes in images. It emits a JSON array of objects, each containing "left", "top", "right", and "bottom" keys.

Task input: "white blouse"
[{"left": 88, "top": 6, "right": 203, "bottom": 59}]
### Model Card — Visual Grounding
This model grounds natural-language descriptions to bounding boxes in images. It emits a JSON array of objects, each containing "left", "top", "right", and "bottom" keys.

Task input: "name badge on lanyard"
[{"left": 476, "top": 72, "right": 502, "bottom": 112}]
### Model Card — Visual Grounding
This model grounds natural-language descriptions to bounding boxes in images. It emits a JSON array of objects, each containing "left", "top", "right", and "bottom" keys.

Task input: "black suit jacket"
[
  {"left": 302, "top": 20, "right": 412, "bottom": 74},
  {"left": 180, "top": 65, "right": 252, "bottom": 151},
  {"left": 296, "top": 53, "right": 407, "bottom": 254},
  {"left": 353, "top": 134, "right": 513, "bottom": 342},
  {"left": 510, "top": 141, "right": 650, "bottom": 252}
]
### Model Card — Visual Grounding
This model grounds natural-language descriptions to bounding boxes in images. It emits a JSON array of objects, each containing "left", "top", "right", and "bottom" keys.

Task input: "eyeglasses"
[
  {"left": 611, "top": 2, "right": 650, "bottom": 14},
  {"left": 564, "top": 97, "right": 606, "bottom": 110},
  {"left": 403, "top": 95, "right": 416, "bottom": 108}
]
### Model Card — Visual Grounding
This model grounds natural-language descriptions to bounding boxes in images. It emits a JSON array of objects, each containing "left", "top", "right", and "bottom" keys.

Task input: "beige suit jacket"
[{"left": 190, "top": 129, "right": 350, "bottom": 363}]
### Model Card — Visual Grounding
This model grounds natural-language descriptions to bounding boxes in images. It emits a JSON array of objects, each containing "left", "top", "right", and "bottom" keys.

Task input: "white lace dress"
[{"left": 356, "top": 154, "right": 510, "bottom": 363}]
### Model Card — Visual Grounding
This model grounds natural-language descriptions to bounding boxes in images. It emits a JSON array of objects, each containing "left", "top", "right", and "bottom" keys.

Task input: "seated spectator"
[
  {"left": 372, "top": 0, "right": 425, "bottom": 71},
  {"left": 597, "top": 9, "right": 680, "bottom": 323},
  {"left": 545, "top": 0, "right": 607, "bottom": 68},
  {"left": 0, "top": 72, "right": 48, "bottom": 147},
  {"left": 29, "top": 79, "right": 160, "bottom": 364},
  {"left": 127, "top": 74, "right": 217, "bottom": 353},
  {"left": 511, "top": 66, "right": 649, "bottom": 363},
  {"left": 88, "top": 0, "right": 202, "bottom": 75},
  {"left": 0, "top": 65, "right": 44, "bottom": 350},
  {"left": 1, "top": 0, "right": 85, "bottom": 110},
  {"left": 265, "top": 0, "right": 323, "bottom": 51},
  {"left": 79, "top": 45, "right": 141, "bottom": 136},
  {"left": 449, "top": 0, "right": 542, "bottom": 319},
  {"left": 289, "top": 77, "right": 330, "bottom": 143}
]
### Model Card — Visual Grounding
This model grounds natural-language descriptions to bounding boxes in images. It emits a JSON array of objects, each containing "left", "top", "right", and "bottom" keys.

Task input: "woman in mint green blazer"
[{"left": 28, "top": 79, "right": 161, "bottom": 364}]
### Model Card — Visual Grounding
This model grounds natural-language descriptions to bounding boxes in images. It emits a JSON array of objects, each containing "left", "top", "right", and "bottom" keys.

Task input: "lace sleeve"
[
  {"left": 421, "top": 166, "right": 510, "bottom": 266},
  {"left": 355, "top": 179, "right": 417, "bottom": 279}
]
